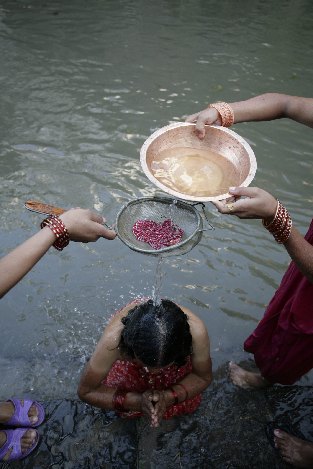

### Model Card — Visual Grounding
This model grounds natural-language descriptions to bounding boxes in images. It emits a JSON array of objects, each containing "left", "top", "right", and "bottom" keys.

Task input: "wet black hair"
[{"left": 119, "top": 299, "right": 192, "bottom": 368}]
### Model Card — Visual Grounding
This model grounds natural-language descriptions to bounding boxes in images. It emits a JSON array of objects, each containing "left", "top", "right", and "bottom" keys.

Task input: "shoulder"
[
  {"left": 178, "top": 305, "right": 209, "bottom": 340},
  {"left": 90, "top": 300, "right": 142, "bottom": 365}
]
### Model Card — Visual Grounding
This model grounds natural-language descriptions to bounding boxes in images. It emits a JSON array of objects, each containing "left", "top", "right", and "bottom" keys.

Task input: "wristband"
[
  {"left": 170, "top": 387, "right": 179, "bottom": 405},
  {"left": 40, "top": 215, "right": 70, "bottom": 251}
]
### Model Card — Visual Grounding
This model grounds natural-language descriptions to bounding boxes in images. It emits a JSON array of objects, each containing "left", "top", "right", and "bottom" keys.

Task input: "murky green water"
[{"left": 0, "top": 1, "right": 313, "bottom": 463}]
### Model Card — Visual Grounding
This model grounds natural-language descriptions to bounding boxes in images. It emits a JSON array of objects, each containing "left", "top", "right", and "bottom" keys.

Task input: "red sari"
[
  {"left": 103, "top": 356, "right": 201, "bottom": 419},
  {"left": 244, "top": 219, "right": 313, "bottom": 385}
]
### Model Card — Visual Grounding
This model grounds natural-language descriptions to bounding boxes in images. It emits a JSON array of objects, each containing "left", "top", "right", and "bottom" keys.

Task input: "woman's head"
[{"left": 120, "top": 299, "right": 192, "bottom": 368}]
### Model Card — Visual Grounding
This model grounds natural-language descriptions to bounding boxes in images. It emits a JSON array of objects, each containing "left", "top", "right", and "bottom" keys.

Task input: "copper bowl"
[{"left": 140, "top": 122, "right": 257, "bottom": 202}]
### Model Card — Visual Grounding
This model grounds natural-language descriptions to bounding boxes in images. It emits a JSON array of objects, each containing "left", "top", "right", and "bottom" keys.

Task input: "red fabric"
[
  {"left": 244, "top": 219, "right": 313, "bottom": 385},
  {"left": 103, "top": 356, "right": 201, "bottom": 419}
]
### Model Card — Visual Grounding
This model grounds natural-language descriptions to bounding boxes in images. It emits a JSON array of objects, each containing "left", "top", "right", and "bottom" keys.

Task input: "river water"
[{"left": 0, "top": 0, "right": 313, "bottom": 466}]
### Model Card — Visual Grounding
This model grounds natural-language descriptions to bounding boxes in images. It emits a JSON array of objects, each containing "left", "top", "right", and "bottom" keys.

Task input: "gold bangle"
[
  {"left": 262, "top": 200, "right": 279, "bottom": 228},
  {"left": 208, "top": 101, "right": 234, "bottom": 127}
]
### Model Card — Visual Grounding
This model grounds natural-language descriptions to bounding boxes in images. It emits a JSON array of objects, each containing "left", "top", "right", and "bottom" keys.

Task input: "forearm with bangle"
[
  {"left": 40, "top": 215, "right": 70, "bottom": 251},
  {"left": 112, "top": 384, "right": 190, "bottom": 412},
  {"left": 207, "top": 101, "right": 234, "bottom": 127},
  {"left": 262, "top": 200, "right": 292, "bottom": 244},
  {"left": 112, "top": 389, "right": 144, "bottom": 412},
  {"left": 166, "top": 383, "right": 189, "bottom": 406}
]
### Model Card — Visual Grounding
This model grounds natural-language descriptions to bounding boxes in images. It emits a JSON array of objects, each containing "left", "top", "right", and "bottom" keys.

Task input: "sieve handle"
[
  {"left": 192, "top": 202, "right": 215, "bottom": 231},
  {"left": 24, "top": 200, "right": 114, "bottom": 230},
  {"left": 25, "top": 200, "right": 66, "bottom": 216}
]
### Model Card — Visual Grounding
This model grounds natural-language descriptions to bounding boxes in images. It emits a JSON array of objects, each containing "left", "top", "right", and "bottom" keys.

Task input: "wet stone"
[{"left": 1, "top": 374, "right": 313, "bottom": 468}]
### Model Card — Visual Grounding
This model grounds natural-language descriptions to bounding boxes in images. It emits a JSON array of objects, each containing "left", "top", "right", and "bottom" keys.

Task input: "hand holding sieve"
[{"left": 24, "top": 197, "right": 212, "bottom": 256}]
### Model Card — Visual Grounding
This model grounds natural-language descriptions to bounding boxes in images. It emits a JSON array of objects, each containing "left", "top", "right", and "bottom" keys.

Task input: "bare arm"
[
  {"left": 77, "top": 302, "right": 146, "bottom": 412},
  {"left": 0, "top": 208, "right": 116, "bottom": 298},
  {"left": 186, "top": 93, "right": 313, "bottom": 139},
  {"left": 229, "top": 93, "right": 313, "bottom": 127},
  {"left": 77, "top": 362, "right": 144, "bottom": 411},
  {"left": 214, "top": 187, "right": 313, "bottom": 283}
]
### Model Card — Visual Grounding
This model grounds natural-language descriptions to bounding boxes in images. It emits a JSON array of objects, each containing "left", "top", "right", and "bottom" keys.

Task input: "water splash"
[
  {"left": 169, "top": 198, "right": 178, "bottom": 221},
  {"left": 151, "top": 256, "right": 165, "bottom": 305}
]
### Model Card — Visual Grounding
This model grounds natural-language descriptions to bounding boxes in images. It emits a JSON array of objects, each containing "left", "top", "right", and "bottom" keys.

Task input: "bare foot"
[
  {"left": 274, "top": 429, "right": 313, "bottom": 468},
  {"left": 228, "top": 361, "right": 270, "bottom": 389},
  {"left": 0, "top": 429, "right": 37, "bottom": 460},
  {"left": 0, "top": 400, "right": 39, "bottom": 426}
]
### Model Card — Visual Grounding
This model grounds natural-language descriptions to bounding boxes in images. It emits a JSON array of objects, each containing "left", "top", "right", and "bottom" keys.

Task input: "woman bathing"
[{"left": 78, "top": 299, "right": 212, "bottom": 427}]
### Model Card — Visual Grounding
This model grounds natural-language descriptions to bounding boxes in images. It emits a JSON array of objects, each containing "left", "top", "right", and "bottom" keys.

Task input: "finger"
[
  {"left": 194, "top": 118, "right": 206, "bottom": 139},
  {"left": 88, "top": 210, "right": 106, "bottom": 225},
  {"left": 99, "top": 226, "right": 117, "bottom": 240},
  {"left": 151, "top": 418, "right": 158, "bottom": 428},
  {"left": 151, "top": 391, "right": 160, "bottom": 402},
  {"left": 88, "top": 210, "right": 115, "bottom": 230},
  {"left": 185, "top": 112, "right": 199, "bottom": 123},
  {"left": 147, "top": 400, "right": 155, "bottom": 412},
  {"left": 228, "top": 186, "right": 259, "bottom": 198},
  {"left": 213, "top": 200, "right": 239, "bottom": 215},
  {"left": 211, "top": 200, "right": 227, "bottom": 212}
]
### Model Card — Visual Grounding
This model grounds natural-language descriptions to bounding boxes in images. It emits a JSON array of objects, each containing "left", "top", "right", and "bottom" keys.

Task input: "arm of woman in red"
[{"left": 214, "top": 186, "right": 313, "bottom": 283}]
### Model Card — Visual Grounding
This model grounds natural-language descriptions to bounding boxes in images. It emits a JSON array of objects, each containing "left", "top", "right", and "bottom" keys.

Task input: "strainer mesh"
[{"left": 116, "top": 197, "right": 202, "bottom": 255}]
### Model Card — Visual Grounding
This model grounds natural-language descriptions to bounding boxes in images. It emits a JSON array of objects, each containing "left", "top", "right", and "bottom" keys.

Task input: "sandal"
[
  {"left": 5, "top": 399, "right": 45, "bottom": 428},
  {"left": 0, "top": 428, "right": 39, "bottom": 461}
]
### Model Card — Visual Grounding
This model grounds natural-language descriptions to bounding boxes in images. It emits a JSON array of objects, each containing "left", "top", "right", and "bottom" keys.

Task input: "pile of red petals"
[{"left": 132, "top": 219, "right": 184, "bottom": 250}]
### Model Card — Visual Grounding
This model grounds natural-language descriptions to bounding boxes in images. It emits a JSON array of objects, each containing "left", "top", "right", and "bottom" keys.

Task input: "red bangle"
[
  {"left": 262, "top": 200, "right": 292, "bottom": 244},
  {"left": 170, "top": 387, "right": 179, "bottom": 405},
  {"left": 113, "top": 389, "right": 127, "bottom": 411},
  {"left": 175, "top": 383, "right": 189, "bottom": 400},
  {"left": 40, "top": 215, "right": 70, "bottom": 251}
]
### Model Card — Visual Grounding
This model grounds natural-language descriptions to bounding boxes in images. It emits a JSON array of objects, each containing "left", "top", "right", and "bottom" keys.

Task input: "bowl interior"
[{"left": 140, "top": 123, "right": 257, "bottom": 202}]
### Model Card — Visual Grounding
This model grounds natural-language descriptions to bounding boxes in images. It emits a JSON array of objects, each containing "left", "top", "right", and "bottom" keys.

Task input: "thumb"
[
  {"left": 228, "top": 186, "right": 259, "bottom": 198},
  {"left": 99, "top": 226, "right": 117, "bottom": 240}
]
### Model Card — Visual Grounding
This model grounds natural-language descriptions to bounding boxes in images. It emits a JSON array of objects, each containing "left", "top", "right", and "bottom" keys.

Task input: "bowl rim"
[{"left": 140, "top": 122, "right": 257, "bottom": 202}]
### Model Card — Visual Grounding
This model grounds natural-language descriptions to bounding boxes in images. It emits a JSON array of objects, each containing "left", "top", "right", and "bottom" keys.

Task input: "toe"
[
  {"left": 21, "top": 429, "right": 37, "bottom": 452},
  {"left": 28, "top": 404, "right": 39, "bottom": 424}
]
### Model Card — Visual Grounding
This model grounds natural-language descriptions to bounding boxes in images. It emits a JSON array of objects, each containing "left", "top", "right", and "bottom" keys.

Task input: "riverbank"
[{"left": 4, "top": 365, "right": 313, "bottom": 468}]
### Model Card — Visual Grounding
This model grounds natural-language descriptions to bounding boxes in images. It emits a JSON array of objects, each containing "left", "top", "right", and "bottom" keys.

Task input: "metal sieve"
[
  {"left": 116, "top": 196, "right": 208, "bottom": 256},
  {"left": 24, "top": 196, "right": 211, "bottom": 256}
]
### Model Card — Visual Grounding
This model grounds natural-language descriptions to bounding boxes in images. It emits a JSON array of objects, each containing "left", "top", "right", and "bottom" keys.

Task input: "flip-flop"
[
  {"left": 0, "top": 428, "right": 39, "bottom": 461},
  {"left": 5, "top": 399, "right": 45, "bottom": 428}
]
